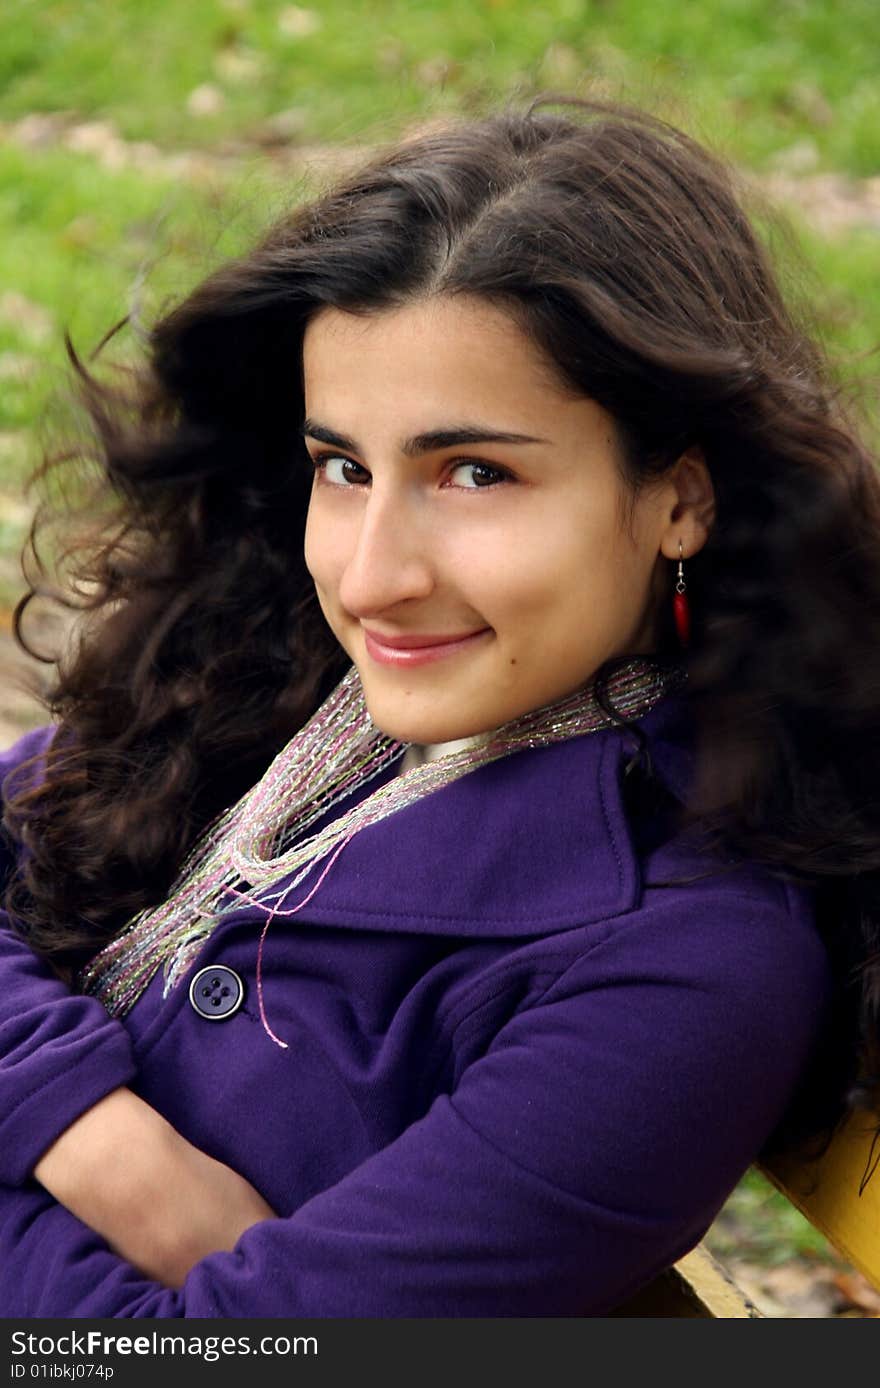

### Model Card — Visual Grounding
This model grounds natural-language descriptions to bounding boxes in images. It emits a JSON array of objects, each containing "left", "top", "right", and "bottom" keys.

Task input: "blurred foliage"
[
  {"left": 707, "top": 1167, "right": 848, "bottom": 1267},
  {"left": 2, "top": 0, "right": 880, "bottom": 173}
]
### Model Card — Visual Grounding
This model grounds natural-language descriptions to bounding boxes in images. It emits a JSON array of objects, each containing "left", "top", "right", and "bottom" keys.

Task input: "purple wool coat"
[{"left": 0, "top": 693, "right": 832, "bottom": 1317}]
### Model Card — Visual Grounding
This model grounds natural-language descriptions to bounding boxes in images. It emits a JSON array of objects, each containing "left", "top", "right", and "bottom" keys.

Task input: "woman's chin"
[{"left": 361, "top": 700, "right": 474, "bottom": 748}]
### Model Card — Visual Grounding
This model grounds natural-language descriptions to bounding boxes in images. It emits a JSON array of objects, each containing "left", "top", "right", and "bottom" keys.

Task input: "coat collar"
[{"left": 217, "top": 687, "right": 698, "bottom": 942}]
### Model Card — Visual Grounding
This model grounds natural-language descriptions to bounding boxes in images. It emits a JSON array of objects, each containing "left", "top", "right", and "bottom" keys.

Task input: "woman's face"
[{"left": 302, "top": 294, "right": 683, "bottom": 745}]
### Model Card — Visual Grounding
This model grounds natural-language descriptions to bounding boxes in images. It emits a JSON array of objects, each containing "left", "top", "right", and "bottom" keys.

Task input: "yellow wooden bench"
[{"left": 609, "top": 1108, "right": 880, "bottom": 1316}]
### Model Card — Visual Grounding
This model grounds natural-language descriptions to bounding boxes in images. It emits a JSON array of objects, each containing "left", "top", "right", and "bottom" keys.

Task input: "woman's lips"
[{"left": 363, "top": 627, "right": 492, "bottom": 667}]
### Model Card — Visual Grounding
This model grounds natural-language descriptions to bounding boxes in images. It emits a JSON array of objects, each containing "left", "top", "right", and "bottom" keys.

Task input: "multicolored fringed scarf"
[{"left": 76, "top": 655, "right": 684, "bottom": 1044}]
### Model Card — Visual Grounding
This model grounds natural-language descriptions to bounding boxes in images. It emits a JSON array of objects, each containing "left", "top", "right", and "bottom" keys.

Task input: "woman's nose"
[{"left": 336, "top": 486, "right": 435, "bottom": 618}]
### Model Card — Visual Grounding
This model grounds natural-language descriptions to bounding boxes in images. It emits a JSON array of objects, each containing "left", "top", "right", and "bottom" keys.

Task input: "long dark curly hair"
[{"left": 3, "top": 95, "right": 880, "bottom": 1167}]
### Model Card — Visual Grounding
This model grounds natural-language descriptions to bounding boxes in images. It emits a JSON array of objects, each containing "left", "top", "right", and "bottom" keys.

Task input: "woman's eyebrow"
[{"left": 300, "top": 419, "right": 549, "bottom": 455}]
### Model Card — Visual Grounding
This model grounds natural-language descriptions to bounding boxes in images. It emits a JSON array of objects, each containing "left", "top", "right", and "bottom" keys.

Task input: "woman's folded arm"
[
  {"left": 0, "top": 893, "right": 833, "bottom": 1317},
  {"left": 0, "top": 726, "right": 280, "bottom": 1279},
  {"left": 0, "top": 725, "right": 140, "bottom": 1186},
  {"left": 0, "top": 916, "right": 139, "bottom": 1187}
]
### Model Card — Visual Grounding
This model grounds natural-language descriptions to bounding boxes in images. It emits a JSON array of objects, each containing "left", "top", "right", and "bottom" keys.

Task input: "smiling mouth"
[
  {"left": 363, "top": 627, "right": 492, "bottom": 667},
  {"left": 363, "top": 627, "right": 489, "bottom": 649}
]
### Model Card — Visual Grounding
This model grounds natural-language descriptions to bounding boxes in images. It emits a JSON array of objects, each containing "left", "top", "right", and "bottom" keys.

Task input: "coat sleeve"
[
  {"left": 0, "top": 890, "right": 834, "bottom": 1317},
  {"left": 0, "top": 726, "right": 138, "bottom": 1185}
]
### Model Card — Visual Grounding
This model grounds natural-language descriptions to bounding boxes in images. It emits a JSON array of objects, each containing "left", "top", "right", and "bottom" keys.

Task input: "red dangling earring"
[{"left": 673, "top": 539, "right": 690, "bottom": 648}]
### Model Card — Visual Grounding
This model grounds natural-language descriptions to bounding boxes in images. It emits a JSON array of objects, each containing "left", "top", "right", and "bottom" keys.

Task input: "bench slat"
[
  {"left": 757, "top": 1109, "right": 880, "bottom": 1293},
  {"left": 608, "top": 1244, "right": 764, "bottom": 1317}
]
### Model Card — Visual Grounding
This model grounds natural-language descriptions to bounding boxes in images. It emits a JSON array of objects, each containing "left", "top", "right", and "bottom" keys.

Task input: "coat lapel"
[{"left": 217, "top": 689, "right": 697, "bottom": 942}]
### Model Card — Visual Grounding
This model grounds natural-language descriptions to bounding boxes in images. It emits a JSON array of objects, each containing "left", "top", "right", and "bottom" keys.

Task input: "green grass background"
[{"left": 2, "top": 0, "right": 878, "bottom": 1290}]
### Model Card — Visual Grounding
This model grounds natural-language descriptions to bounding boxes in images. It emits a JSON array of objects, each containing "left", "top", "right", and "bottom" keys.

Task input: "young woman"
[{"left": 0, "top": 94, "right": 878, "bottom": 1318}]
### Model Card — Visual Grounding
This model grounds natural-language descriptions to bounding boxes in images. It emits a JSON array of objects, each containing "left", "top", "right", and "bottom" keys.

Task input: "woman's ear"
[{"left": 660, "top": 447, "right": 716, "bottom": 560}]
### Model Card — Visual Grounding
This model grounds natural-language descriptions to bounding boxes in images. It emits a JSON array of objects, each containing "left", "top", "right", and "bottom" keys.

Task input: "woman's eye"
[
  {"left": 447, "top": 461, "right": 509, "bottom": 489},
  {"left": 311, "top": 454, "right": 368, "bottom": 485},
  {"left": 309, "top": 454, "right": 509, "bottom": 490}
]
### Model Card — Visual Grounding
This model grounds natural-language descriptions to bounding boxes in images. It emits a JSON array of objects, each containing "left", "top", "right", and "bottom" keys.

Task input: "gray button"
[{"left": 189, "top": 964, "right": 245, "bottom": 1020}]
